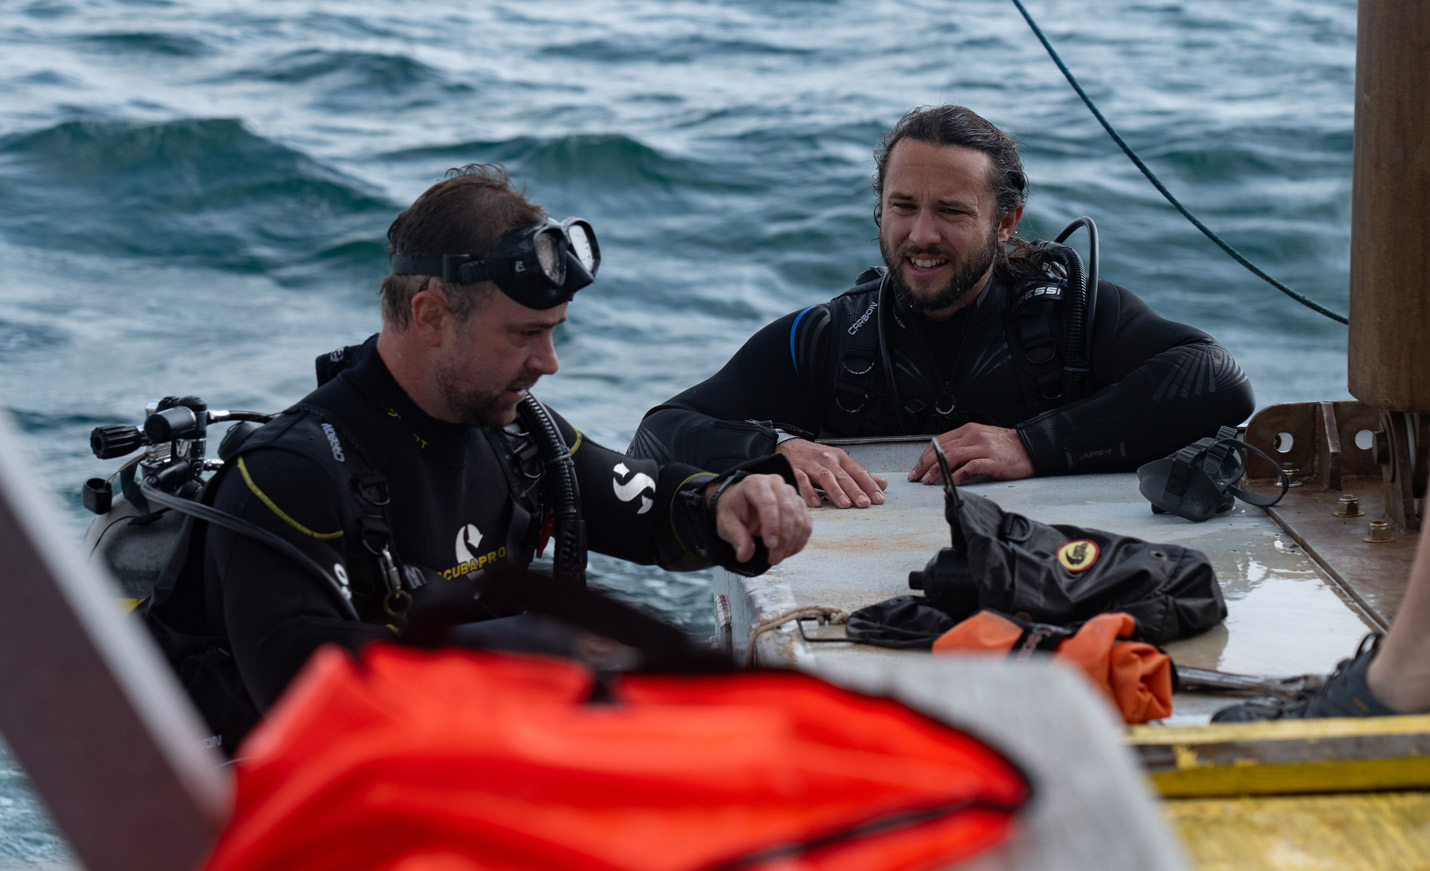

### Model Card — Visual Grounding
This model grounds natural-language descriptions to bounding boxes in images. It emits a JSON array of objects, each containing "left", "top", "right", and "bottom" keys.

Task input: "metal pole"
[
  {"left": 1347, "top": 0, "right": 1430, "bottom": 410},
  {"left": 0, "top": 410, "right": 229, "bottom": 870}
]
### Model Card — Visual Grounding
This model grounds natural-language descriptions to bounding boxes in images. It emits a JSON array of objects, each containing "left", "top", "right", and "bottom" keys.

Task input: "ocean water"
[{"left": 0, "top": 0, "right": 1356, "bottom": 862}]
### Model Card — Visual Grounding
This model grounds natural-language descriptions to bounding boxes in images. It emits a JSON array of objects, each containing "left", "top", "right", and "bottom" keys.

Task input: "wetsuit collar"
[{"left": 342, "top": 335, "right": 478, "bottom": 467}]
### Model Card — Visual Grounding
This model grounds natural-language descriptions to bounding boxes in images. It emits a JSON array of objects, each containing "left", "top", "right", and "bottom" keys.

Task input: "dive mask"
[
  {"left": 389, "top": 216, "right": 600, "bottom": 310},
  {"left": 1136, "top": 426, "right": 1289, "bottom": 522}
]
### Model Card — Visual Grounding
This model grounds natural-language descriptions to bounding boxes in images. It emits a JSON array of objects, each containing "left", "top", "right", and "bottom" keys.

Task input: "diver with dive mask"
[
  {"left": 388, "top": 216, "right": 600, "bottom": 310},
  {"left": 117, "top": 163, "right": 808, "bottom": 755}
]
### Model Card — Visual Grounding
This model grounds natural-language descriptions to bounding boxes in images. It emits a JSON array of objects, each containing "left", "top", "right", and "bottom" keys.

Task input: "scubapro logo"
[
  {"left": 612, "top": 462, "right": 656, "bottom": 514},
  {"left": 848, "top": 300, "right": 877, "bottom": 335},
  {"left": 455, "top": 524, "right": 484, "bottom": 565},
  {"left": 445, "top": 523, "right": 506, "bottom": 579},
  {"left": 320, "top": 423, "right": 345, "bottom": 462}
]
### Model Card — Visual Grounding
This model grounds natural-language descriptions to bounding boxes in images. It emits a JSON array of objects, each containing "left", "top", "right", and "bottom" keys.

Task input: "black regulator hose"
[
  {"left": 1054, "top": 216, "right": 1100, "bottom": 363},
  {"left": 1054, "top": 216, "right": 1100, "bottom": 400},
  {"left": 518, "top": 394, "right": 587, "bottom": 586},
  {"left": 1058, "top": 243, "right": 1089, "bottom": 400},
  {"left": 139, "top": 481, "right": 361, "bottom": 621}
]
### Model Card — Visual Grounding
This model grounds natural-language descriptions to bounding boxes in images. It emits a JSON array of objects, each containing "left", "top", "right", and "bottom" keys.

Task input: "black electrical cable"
[{"left": 1008, "top": 0, "right": 1349, "bottom": 326}]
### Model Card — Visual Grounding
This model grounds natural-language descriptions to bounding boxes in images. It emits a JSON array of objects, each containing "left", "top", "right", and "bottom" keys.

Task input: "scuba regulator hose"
[
  {"left": 1053, "top": 216, "right": 1100, "bottom": 400},
  {"left": 518, "top": 394, "right": 587, "bottom": 586},
  {"left": 138, "top": 481, "right": 362, "bottom": 622}
]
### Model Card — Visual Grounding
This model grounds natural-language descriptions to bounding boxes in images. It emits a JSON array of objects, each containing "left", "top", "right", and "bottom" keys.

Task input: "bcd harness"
[
  {"left": 147, "top": 366, "right": 586, "bottom": 629},
  {"left": 819, "top": 239, "right": 1096, "bottom": 439},
  {"left": 137, "top": 353, "right": 586, "bottom": 752}
]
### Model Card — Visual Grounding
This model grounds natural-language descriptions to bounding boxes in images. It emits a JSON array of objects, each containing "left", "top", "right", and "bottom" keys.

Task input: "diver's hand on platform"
[
  {"left": 910, "top": 424, "right": 1035, "bottom": 485},
  {"left": 712, "top": 474, "right": 812, "bottom": 565},
  {"left": 775, "top": 438, "right": 888, "bottom": 509}
]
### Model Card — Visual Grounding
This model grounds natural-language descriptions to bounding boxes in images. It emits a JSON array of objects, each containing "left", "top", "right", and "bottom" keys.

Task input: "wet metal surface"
[
  {"left": 1240, "top": 400, "right": 1421, "bottom": 627},
  {"left": 1263, "top": 480, "right": 1418, "bottom": 628},
  {"left": 717, "top": 439, "right": 1386, "bottom": 725}
]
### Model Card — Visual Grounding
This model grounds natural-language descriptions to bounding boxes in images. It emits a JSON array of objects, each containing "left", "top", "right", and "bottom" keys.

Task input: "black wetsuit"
[
  {"left": 147, "top": 336, "right": 777, "bottom": 732},
  {"left": 628, "top": 267, "right": 1254, "bottom": 474}
]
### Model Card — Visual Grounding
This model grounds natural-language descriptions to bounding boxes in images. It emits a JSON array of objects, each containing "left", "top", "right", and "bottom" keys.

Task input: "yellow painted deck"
[
  {"left": 1130, "top": 716, "right": 1430, "bottom": 797},
  {"left": 1166, "top": 791, "right": 1430, "bottom": 871},
  {"left": 1134, "top": 716, "right": 1430, "bottom": 870}
]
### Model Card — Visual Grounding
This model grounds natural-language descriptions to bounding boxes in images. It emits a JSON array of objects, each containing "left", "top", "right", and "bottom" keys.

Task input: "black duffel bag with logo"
[{"left": 847, "top": 442, "right": 1225, "bottom": 650}]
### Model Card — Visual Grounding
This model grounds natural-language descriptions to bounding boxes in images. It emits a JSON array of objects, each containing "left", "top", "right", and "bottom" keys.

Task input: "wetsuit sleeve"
[
  {"left": 550, "top": 407, "right": 795, "bottom": 576},
  {"left": 627, "top": 307, "right": 833, "bottom": 471},
  {"left": 1015, "top": 281, "right": 1255, "bottom": 474},
  {"left": 205, "top": 448, "right": 393, "bottom": 711}
]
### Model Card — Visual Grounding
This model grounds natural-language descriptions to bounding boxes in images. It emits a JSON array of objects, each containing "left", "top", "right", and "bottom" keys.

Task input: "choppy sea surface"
[{"left": 0, "top": 0, "right": 1356, "bottom": 862}]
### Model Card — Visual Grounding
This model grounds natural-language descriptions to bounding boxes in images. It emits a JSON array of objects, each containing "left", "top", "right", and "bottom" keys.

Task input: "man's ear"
[
  {"left": 997, "top": 206, "right": 1024, "bottom": 245},
  {"left": 410, "top": 279, "right": 449, "bottom": 347}
]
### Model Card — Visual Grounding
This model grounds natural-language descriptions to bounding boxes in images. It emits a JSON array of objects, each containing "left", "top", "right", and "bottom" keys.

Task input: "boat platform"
[{"left": 714, "top": 437, "right": 1430, "bottom": 870}]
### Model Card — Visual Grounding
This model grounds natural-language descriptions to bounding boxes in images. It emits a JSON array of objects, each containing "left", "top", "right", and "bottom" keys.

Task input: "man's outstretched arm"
[
  {"left": 629, "top": 312, "right": 825, "bottom": 470},
  {"left": 909, "top": 283, "right": 1254, "bottom": 484},
  {"left": 630, "top": 308, "right": 887, "bottom": 509},
  {"left": 557, "top": 407, "right": 810, "bottom": 573}
]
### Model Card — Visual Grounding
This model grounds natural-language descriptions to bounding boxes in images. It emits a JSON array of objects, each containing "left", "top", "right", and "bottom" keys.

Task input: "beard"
[
  {"left": 435, "top": 364, "right": 541, "bottom": 428},
  {"left": 881, "top": 224, "right": 1002, "bottom": 316}
]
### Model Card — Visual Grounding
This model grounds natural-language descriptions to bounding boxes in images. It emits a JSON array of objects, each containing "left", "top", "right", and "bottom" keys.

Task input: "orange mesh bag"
[
  {"left": 933, "top": 610, "right": 1173, "bottom": 723},
  {"left": 204, "top": 643, "right": 1033, "bottom": 871}
]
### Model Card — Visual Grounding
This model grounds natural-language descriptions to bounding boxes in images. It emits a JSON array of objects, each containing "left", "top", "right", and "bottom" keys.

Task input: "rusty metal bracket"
[{"left": 1243, "top": 401, "right": 1382, "bottom": 489}]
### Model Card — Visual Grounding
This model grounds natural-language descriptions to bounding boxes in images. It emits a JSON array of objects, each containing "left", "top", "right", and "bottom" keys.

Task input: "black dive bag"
[{"left": 848, "top": 442, "right": 1225, "bottom": 649}]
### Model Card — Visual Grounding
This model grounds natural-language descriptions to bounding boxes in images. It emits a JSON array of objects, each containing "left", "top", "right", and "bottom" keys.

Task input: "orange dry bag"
[
  {"left": 204, "top": 643, "right": 1033, "bottom": 871},
  {"left": 933, "top": 610, "right": 1174, "bottom": 724}
]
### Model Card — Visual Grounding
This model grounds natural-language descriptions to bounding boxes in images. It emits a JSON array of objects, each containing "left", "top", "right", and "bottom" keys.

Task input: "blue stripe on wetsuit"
[{"left": 789, "top": 305, "right": 818, "bottom": 376}]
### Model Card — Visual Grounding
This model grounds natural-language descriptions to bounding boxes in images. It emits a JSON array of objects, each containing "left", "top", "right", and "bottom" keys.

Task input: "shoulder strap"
[
  {"left": 824, "top": 270, "right": 889, "bottom": 434},
  {"left": 1006, "top": 271, "right": 1066, "bottom": 402},
  {"left": 280, "top": 389, "right": 418, "bottom": 623},
  {"left": 187, "top": 378, "right": 413, "bottom": 622},
  {"left": 1004, "top": 241, "right": 1094, "bottom": 404}
]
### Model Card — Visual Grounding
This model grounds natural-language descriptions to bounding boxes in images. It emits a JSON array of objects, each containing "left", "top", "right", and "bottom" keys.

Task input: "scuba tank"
[{"left": 82, "top": 395, "right": 271, "bottom": 602}]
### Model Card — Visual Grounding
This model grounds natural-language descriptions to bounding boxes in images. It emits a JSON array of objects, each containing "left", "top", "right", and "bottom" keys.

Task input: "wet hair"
[
  {"left": 381, "top": 164, "right": 545, "bottom": 328},
  {"left": 872, "top": 104, "right": 1029, "bottom": 225}
]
